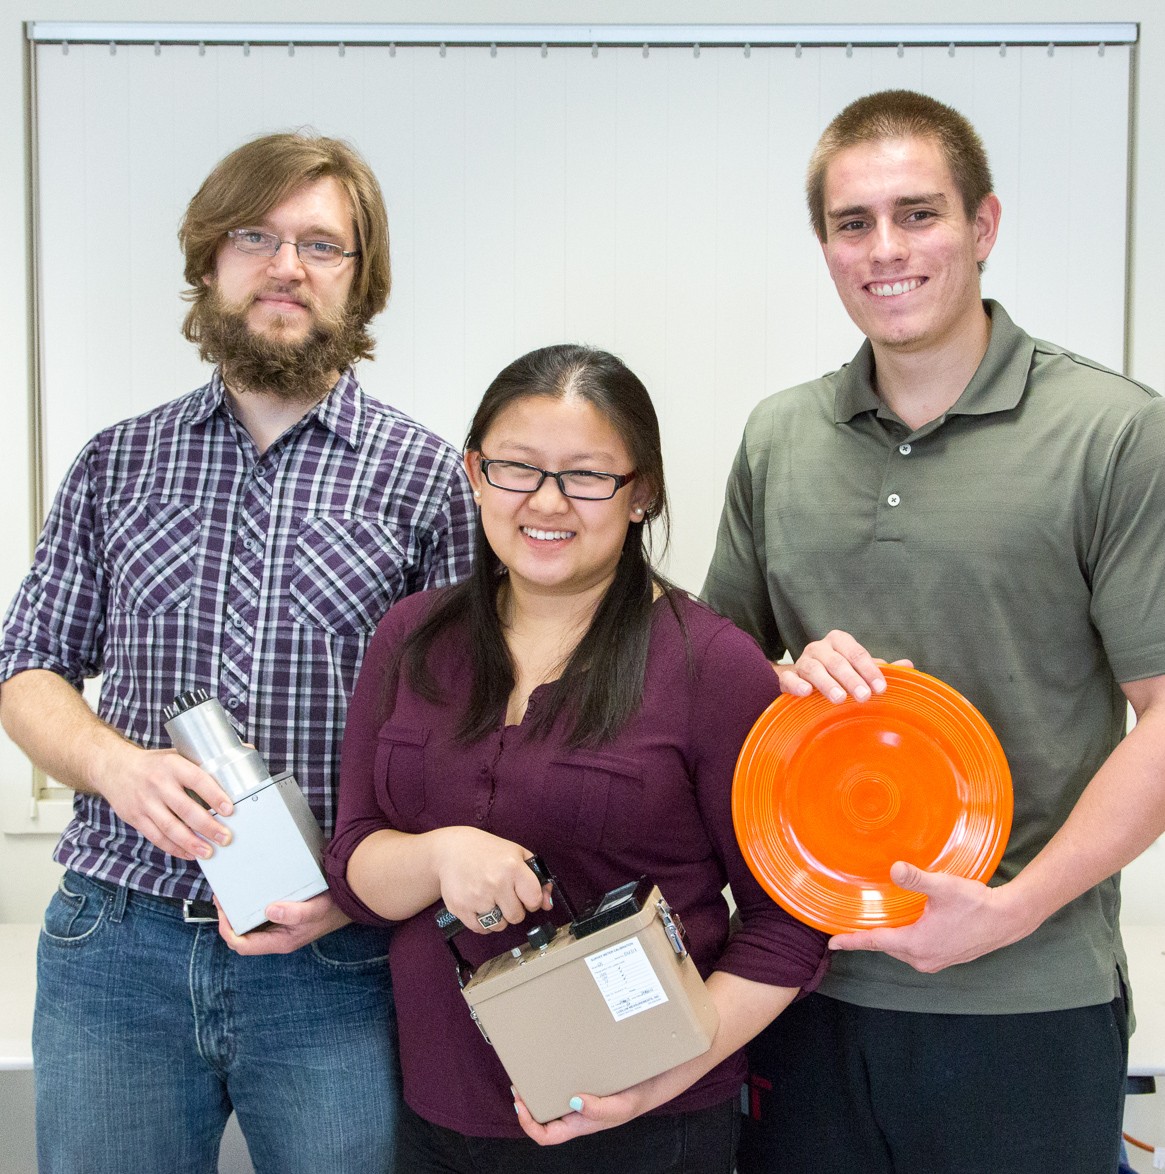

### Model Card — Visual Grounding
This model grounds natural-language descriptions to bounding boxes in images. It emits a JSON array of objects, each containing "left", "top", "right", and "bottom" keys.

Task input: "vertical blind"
[{"left": 32, "top": 35, "right": 1130, "bottom": 590}]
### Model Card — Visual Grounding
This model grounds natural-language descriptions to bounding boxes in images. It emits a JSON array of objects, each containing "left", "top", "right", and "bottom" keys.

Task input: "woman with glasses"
[{"left": 325, "top": 344, "right": 828, "bottom": 1174}]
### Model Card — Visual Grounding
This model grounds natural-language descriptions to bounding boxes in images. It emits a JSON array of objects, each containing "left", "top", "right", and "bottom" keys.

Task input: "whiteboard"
[{"left": 32, "top": 38, "right": 1130, "bottom": 591}]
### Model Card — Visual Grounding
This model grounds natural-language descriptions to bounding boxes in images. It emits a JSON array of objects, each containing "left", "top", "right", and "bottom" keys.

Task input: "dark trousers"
[
  {"left": 394, "top": 1097, "right": 740, "bottom": 1174},
  {"left": 738, "top": 990, "right": 1128, "bottom": 1174}
]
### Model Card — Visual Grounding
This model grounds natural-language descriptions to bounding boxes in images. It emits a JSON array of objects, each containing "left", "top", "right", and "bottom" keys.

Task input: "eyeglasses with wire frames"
[
  {"left": 478, "top": 457, "right": 637, "bottom": 501},
  {"left": 226, "top": 229, "right": 359, "bottom": 269}
]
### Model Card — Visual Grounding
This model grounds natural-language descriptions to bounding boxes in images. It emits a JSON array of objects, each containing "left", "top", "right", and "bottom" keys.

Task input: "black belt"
[
  {"left": 154, "top": 894, "right": 219, "bottom": 923},
  {"left": 70, "top": 872, "right": 220, "bottom": 924},
  {"left": 179, "top": 898, "right": 218, "bottom": 923}
]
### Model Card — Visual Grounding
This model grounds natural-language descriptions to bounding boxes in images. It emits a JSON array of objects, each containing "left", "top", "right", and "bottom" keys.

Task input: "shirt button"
[
  {"left": 887, "top": 493, "right": 901, "bottom": 507},
  {"left": 898, "top": 443, "right": 912, "bottom": 455},
  {"left": 227, "top": 697, "right": 241, "bottom": 709}
]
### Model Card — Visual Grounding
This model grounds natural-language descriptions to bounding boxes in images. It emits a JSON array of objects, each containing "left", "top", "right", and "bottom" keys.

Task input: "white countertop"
[
  {"left": 1, "top": 922, "right": 1163, "bottom": 1076},
  {"left": 0, "top": 925, "right": 37, "bottom": 1071},
  {"left": 1126, "top": 925, "right": 1165, "bottom": 1078}
]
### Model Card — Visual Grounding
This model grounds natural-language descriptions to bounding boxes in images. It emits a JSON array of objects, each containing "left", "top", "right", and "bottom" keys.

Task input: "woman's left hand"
[{"left": 512, "top": 1087, "right": 649, "bottom": 1145}]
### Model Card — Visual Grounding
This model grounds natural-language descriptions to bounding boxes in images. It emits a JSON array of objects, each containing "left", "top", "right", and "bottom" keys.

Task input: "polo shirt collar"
[
  {"left": 183, "top": 367, "right": 366, "bottom": 450},
  {"left": 833, "top": 300, "right": 1035, "bottom": 425}
]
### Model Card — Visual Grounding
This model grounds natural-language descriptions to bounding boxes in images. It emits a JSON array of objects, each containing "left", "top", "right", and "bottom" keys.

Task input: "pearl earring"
[
  {"left": 473, "top": 490, "right": 482, "bottom": 502},
  {"left": 633, "top": 507, "right": 645, "bottom": 516}
]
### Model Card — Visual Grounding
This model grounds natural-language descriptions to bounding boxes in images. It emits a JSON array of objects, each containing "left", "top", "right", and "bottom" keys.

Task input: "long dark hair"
[{"left": 398, "top": 344, "right": 678, "bottom": 748}]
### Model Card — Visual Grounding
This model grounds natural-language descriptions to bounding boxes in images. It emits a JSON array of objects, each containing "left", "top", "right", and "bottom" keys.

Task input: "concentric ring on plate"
[{"left": 732, "top": 665, "right": 1012, "bottom": 934}]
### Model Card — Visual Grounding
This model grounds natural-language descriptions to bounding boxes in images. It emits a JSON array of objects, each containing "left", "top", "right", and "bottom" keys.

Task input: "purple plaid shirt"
[{"left": 0, "top": 368, "right": 475, "bottom": 900}]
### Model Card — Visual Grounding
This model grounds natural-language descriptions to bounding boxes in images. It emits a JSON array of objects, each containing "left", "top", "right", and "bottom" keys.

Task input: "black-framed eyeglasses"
[
  {"left": 479, "top": 457, "right": 637, "bottom": 501},
  {"left": 227, "top": 229, "right": 359, "bottom": 268}
]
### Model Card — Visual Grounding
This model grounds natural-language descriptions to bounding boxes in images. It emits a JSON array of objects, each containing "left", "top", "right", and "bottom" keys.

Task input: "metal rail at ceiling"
[{"left": 25, "top": 22, "right": 1139, "bottom": 50}]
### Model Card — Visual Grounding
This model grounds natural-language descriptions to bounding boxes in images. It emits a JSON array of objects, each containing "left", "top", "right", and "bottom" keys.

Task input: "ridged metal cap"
[{"left": 162, "top": 688, "right": 211, "bottom": 722}]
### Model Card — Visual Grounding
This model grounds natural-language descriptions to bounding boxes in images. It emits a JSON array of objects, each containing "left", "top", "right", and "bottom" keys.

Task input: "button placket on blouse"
[{"left": 477, "top": 727, "right": 507, "bottom": 826}]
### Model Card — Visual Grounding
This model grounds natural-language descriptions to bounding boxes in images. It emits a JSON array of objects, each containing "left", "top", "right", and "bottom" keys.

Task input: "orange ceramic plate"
[{"left": 732, "top": 665, "right": 1012, "bottom": 934}]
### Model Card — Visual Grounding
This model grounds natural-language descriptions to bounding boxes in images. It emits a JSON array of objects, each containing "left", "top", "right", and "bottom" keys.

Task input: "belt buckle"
[{"left": 182, "top": 899, "right": 219, "bottom": 924}]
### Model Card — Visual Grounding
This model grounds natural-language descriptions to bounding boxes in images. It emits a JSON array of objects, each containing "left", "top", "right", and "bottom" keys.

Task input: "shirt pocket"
[
  {"left": 546, "top": 750, "right": 645, "bottom": 848},
  {"left": 290, "top": 514, "right": 407, "bottom": 636},
  {"left": 106, "top": 497, "right": 201, "bottom": 615},
  {"left": 374, "top": 723, "right": 429, "bottom": 820}
]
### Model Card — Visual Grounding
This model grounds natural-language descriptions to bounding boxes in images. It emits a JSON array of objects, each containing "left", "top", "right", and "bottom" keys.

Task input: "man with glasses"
[
  {"left": 0, "top": 131, "right": 475, "bottom": 1172},
  {"left": 704, "top": 89, "right": 1165, "bottom": 1173}
]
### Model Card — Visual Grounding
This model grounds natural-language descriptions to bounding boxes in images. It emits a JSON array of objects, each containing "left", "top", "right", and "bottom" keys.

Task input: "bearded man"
[{"left": 0, "top": 132, "right": 475, "bottom": 1173}]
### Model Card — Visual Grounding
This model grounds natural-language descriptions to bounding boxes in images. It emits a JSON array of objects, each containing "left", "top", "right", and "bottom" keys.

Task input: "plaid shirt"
[{"left": 0, "top": 369, "right": 475, "bottom": 900}]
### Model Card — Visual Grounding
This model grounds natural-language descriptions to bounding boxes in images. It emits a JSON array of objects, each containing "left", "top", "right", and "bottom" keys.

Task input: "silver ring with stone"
[{"left": 477, "top": 905, "right": 504, "bottom": 929}]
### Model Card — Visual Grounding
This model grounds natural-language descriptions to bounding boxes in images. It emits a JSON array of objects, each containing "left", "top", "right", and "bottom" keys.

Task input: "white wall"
[{"left": 29, "top": 37, "right": 1132, "bottom": 599}]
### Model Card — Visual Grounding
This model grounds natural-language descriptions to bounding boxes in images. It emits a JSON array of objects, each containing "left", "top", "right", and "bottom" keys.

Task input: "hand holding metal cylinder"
[
  {"left": 162, "top": 689, "right": 329, "bottom": 933},
  {"left": 163, "top": 689, "right": 273, "bottom": 800}
]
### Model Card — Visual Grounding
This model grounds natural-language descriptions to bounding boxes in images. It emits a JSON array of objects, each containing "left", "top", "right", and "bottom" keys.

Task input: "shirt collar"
[
  {"left": 313, "top": 368, "right": 365, "bottom": 450},
  {"left": 183, "top": 372, "right": 228, "bottom": 425},
  {"left": 182, "top": 367, "right": 366, "bottom": 450},
  {"left": 833, "top": 300, "right": 1035, "bottom": 426}
]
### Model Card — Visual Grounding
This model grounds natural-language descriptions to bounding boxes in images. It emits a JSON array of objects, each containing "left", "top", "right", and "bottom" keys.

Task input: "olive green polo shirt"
[{"left": 704, "top": 301, "right": 1165, "bottom": 1014}]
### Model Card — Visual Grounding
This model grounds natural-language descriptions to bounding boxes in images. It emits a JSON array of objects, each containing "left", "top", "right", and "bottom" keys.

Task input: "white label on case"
[{"left": 585, "top": 937, "right": 668, "bottom": 1021}]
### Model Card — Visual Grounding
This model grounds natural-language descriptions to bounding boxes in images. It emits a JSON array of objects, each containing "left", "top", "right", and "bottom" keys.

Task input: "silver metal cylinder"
[{"left": 163, "top": 690, "right": 272, "bottom": 801}]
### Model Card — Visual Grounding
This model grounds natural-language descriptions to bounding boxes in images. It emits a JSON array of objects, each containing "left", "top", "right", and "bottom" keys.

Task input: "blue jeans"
[{"left": 33, "top": 870, "right": 399, "bottom": 1174}]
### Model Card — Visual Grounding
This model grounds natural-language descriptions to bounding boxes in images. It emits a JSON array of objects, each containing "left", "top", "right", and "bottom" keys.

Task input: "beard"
[{"left": 189, "top": 283, "right": 373, "bottom": 403}]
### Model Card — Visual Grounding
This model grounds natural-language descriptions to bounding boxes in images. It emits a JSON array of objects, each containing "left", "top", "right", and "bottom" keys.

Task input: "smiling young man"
[
  {"left": 0, "top": 132, "right": 475, "bottom": 1172},
  {"left": 703, "top": 90, "right": 1165, "bottom": 1173}
]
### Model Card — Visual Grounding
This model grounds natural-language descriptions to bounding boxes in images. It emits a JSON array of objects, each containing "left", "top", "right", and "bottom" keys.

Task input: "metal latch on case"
[
  {"left": 657, "top": 897, "right": 688, "bottom": 959},
  {"left": 469, "top": 1005, "right": 491, "bottom": 1044}
]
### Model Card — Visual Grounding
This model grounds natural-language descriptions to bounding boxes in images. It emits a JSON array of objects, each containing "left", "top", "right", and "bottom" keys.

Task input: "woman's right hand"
[{"left": 433, "top": 827, "right": 552, "bottom": 932}]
